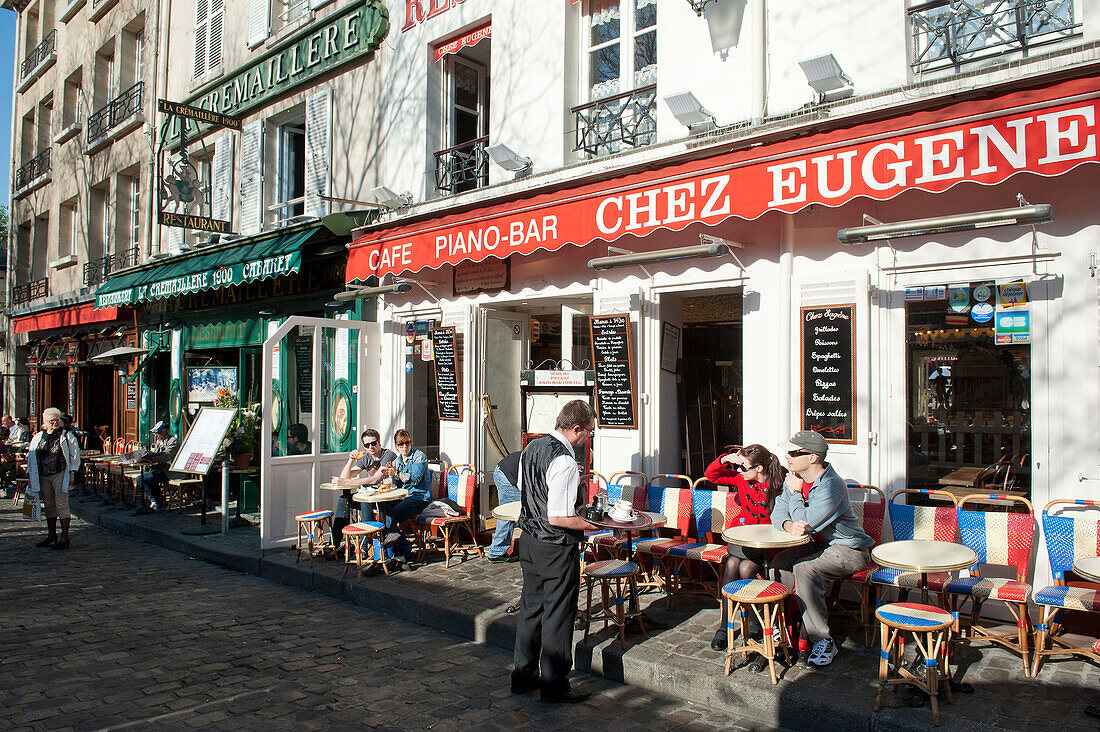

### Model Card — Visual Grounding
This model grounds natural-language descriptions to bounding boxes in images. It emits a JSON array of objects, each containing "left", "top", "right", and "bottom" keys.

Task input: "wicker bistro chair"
[
  {"left": 828, "top": 484, "right": 887, "bottom": 646},
  {"left": 870, "top": 489, "right": 959, "bottom": 607},
  {"left": 342, "top": 521, "right": 387, "bottom": 580},
  {"left": 657, "top": 481, "right": 739, "bottom": 609},
  {"left": 723, "top": 579, "right": 793, "bottom": 686},
  {"left": 415, "top": 463, "right": 483, "bottom": 568},
  {"left": 1031, "top": 499, "right": 1100, "bottom": 676},
  {"left": 874, "top": 602, "right": 956, "bottom": 726},
  {"left": 582, "top": 559, "right": 644, "bottom": 648},
  {"left": 294, "top": 509, "right": 335, "bottom": 567},
  {"left": 409, "top": 460, "right": 447, "bottom": 557},
  {"left": 634, "top": 475, "right": 694, "bottom": 600},
  {"left": 584, "top": 471, "right": 649, "bottom": 560},
  {"left": 581, "top": 471, "right": 609, "bottom": 564},
  {"left": 942, "top": 494, "right": 1036, "bottom": 676}
]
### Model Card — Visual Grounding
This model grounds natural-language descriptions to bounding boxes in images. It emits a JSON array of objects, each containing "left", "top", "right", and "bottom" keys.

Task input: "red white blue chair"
[
  {"left": 416, "top": 463, "right": 483, "bottom": 567},
  {"left": 1031, "top": 499, "right": 1100, "bottom": 676},
  {"left": 828, "top": 484, "right": 886, "bottom": 646},
  {"left": 658, "top": 480, "right": 738, "bottom": 608},
  {"left": 342, "top": 520, "right": 387, "bottom": 580},
  {"left": 633, "top": 474, "right": 693, "bottom": 558},
  {"left": 722, "top": 579, "right": 792, "bottom": 686},
  {"left": 871, "top": 489, "right": 958, "bottom": 594},
  {"left": 584, "top": 471, "right": 648, "bottom": 559},
  {"left": 874, "top": 602, "right": 956, "bottom": 726},
  {"left": 582, "top": 559, "right": 644, "bottom": 647},
  {"left": 943, "top": 494, "right": 1036, "bottom": 676},
  {"left": 295, "top": 509, "right": 335, "bottom": 567}
]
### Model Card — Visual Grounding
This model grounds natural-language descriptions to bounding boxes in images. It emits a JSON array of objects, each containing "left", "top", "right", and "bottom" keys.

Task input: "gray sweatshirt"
[{"left": 770, "top": 464, "right": 873, "bottom": 550}]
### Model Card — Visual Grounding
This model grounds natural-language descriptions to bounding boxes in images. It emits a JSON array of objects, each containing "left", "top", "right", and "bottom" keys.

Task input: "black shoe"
[
  {"left": 710, "top": 630, "right": 727, "bottom": 651},
  {"left": 748, "top": 656, "right": 768, "bottom": 674},
  {"left": 510, "top": 672, "right": 539, "bottom": 695},
  {"left": 488, "top": 553, "right": 517, "bottom": 563},
  {"left": 396, "top": 559, "right": 416, "bottom": 572},
  {"left": 540, "top": 687, "right": 590, "bottom": 704},
  {"left": 53, "top": 538, "right": 70, "bottom": 551},
  {"left": 35, "top": 536, "right": 58, "bottom": 548}
]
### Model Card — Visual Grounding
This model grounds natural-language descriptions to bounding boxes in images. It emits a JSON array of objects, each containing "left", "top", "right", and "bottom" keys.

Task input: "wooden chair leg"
[
  {"left": 1016, "top": 602, "right": 1031, "bottom": 677},
  {"left": 874, "top": 623, "right": 890, "bottom": 713},
  {"left": 724, "top": 597, "right": 736, "bottom": 676}
]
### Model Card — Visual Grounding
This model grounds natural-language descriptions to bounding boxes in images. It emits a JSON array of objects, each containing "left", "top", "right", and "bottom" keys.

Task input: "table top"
[
  {"left": 580, "top": 511, "right": 656, "bottom": 531},
  {"left": 641, "top": 511, "right": 667, "bottom": 530},
  {"left": 352, "top": 488, "right": 408, "bottom": 504},
  {"left": 1073, "top": 556, "right": 1100, "bottom": 583},
  {"left": 493, "top": 501, "right": 521, "bottom": 521},
  {"left": 722, "top": 524, "right": 811, "bottom": 549},
  {"left": 938, "top": 466, "right": 985, "bottom": 488},
  {"left": 319, "top": 482, "right": 352, "bottom": 491},
  {"left": 872, "top": 540, "right": 977, "bottom": 573}
]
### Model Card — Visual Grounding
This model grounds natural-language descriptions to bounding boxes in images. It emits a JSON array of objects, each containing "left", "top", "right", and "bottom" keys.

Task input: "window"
[
  {"left": 95, "top": 42, "right": 117, "bottom": 108},
  {"left": 62, "top": 68, "right": 82, "bottom": 131},
  {"left": 436, "top": 44, "right": 489, "bottom": 194},
  {"left": 127, "top": 173, "right": 141, "bottom": 253},
  {"left": 37, "top": 95, "right": 53, "bottom": 151},
  {"left": 275, "top": 118, "right": 306, "bottom": 222},
  {"left": 89, "top": 182, "right": 109, "bottom": 261},
  {"left": 194, "top": 0, "right": 224, "bottom": 79},
  {"left": 59, "top": 197, "right": 78, "bottom": 259}
]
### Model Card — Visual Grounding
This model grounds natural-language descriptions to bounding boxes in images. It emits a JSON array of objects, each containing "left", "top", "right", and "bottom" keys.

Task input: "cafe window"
[
  {"left": 905, "top": 282, "right": 1031, "bottom": 501},
  {"left": 275, "top": 116, "right": 306, "bottom": 223}
]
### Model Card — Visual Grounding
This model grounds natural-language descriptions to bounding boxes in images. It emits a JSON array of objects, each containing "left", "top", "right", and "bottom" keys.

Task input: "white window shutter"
[
  {"left": 211, "top": 133, "right": 234, "bottom": 222},
  {"left": 208, "top": 0, "right": 224, "bottom": 70},
  {"left": 248, "top": 0, "right": 270, "bottom": 49},
  {"left": 194, "top": 0, "right": 209, "bottom": 78},
  {"left": 304, "top": 89, "right": 331, "bottom": 219},
  {"left": 168, "top": 226, "right": 184, "bottom": 255},
  {"left": 239, "top": 120, "right": 263, "bottom": 235}
]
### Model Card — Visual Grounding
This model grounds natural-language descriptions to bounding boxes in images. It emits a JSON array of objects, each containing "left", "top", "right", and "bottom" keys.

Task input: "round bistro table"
[
  {"left": 492, "top": 501, "right": 521, "bottom": 522},
  {"left": 1072, "top": 556, "right": 1100, "bottom": 583},
  {"left": 352, "top": 487, "right": 409, "bottom": 523}
]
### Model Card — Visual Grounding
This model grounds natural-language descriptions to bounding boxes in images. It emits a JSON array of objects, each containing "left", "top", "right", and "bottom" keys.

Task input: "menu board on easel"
[
  {"left": 589, "top": 314, "right": 637, "bottom": 429},
  {"left": 431, "top": 327, "right": 462, "bottom": 422},
  {"left": 800, "top": 305, "right": 856, "bottom": 444},
  {"left": 170, "top": 406, "right": 238, "bottom": 475}
]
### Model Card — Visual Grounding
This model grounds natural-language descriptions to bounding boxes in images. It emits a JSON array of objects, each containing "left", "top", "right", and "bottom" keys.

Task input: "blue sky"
[{"left": 1, "top": 10, "right": 15, "bottom": 204}]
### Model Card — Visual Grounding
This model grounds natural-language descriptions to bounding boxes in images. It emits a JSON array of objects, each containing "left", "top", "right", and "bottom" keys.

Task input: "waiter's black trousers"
[{"left": 513, "top": 533, "right": 580, "bottom": 692}]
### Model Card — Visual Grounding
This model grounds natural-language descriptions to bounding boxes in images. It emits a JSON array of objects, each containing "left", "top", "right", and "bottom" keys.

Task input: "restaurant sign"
[{"left": 95, "top": 251, "right": 302, "bottom": 308}]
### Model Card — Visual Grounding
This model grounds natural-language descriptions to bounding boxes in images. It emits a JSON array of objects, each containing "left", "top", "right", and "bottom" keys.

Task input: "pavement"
[{"left": 7, "top": 489, "right": 1099, "bottom": 730}]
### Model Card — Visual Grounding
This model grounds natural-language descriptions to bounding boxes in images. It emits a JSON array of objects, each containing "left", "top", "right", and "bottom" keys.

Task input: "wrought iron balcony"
[
  {"left": 909, "top": 0, "right": 1080, "bottom": 73},
  {"left": 20, "top": 30, "right": 56, "bottom": 80},
  {"left": 435, "top": 136, "right": 489, "bottom": 194},
  {"left": 85, "top": 81, "right": 144, "bottom": 150},
  {"left": 572, "top": 84, "right": 657, "bottom": 158},
  {"left": 12, "top": 278, "right": 49, "bottom": 306},
  {"left": 83, "top": 247, "right": 138, "bottom": 287},
  {"left": 14, "top": 148, "right": 51, "bottom": 193}
]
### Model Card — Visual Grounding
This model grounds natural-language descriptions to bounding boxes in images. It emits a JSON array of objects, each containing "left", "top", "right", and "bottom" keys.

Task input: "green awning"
[{"left": 95, "top": 227, "right": 319, "bottom": 309}]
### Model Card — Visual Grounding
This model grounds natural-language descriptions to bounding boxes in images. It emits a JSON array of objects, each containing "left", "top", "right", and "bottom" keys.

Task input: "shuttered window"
[
  {"left": 248, "top": 0, "right": 270, "bottom": 49},
  {"left": 194, "top": 0, "right": 224, "bottom": 79},
  {"left": 239, "top": 120, "right": 264, "bottom": 235},
  {"left": 304, "top": 89, "right": 331, "bottom": 219},
  {"left": 212, "top": 133, "right": 234, "bottom": 222}
]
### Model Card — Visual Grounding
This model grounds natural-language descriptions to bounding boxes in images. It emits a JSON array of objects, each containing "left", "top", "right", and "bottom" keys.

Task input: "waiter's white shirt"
[{"left": 518, "top": 430, "right": 579, "bottom": 519}]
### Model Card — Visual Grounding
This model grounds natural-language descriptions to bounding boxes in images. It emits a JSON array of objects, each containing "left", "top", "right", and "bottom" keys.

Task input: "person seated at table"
[
  {"left": 770, "top": 430, "right": 873, "bottom": 667},
  {"left": 382, "top": 429, "right": 432, "bottom": 572},
  {"left": 704, "top": 444, "right": 786, "bottom": 652},
  {"left": 331, "top": 429, "right": 397, "bottom": 547},
  {"left": 286, "top": 423, "right": 312, "bottom": 455},
  {"left": 8, "top": 417, "right": 31, "bottom": 444},
  {"left": 0, "top": 426, "right": 14, "bottom": 497},
  {"left": 135, "top": 421, "right": 178, "bottom": 514}
]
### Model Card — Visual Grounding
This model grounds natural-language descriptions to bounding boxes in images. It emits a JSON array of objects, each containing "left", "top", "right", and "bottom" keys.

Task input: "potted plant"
[{"left": 215, "top": 391, "right": 260, "bottom": 469}]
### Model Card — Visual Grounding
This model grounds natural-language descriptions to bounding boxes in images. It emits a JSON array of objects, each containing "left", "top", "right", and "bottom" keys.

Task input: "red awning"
[
  {"left": 348, "top": 76, "right": 1100, "bottom": 282},
  {"left": 13, "top": 304, "right": 120, "bottom": 334},
  {"left": 434, "top": 23, "right": 491, "bottom": 62}
]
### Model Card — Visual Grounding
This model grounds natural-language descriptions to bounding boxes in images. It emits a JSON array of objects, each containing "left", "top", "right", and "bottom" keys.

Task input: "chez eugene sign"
[{"left": 348, "top": 82, "right": 1100, "bottom": 278}]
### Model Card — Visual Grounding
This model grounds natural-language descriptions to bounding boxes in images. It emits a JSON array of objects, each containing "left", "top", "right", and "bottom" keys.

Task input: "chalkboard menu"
[
  {"left": 294, "top": 335, "right": 313, "bottom": 412},
  {"left": 431, "top": 327, "right": 462, "bottom": 422},
  {"left": 126, "top": 382, "right": 137, "bottom": 411},
  {"left": 589, "top": 314, "right": 637, "bottom": 429},
  {"left": 800, "top": 305, "right": 856, "bottom": 444}
]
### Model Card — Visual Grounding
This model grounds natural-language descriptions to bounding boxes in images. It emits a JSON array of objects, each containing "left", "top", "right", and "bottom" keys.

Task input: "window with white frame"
[
  {"left": 194, "top": 0, "right": 224, "bottom": 79},
  {"left": 275, "top": 117, "right": 306, "bottom": 223},
  {"left": 130, "top": 175, "right": 141, "bottom": 251},
  {"left": 59, "top": 197, "right": 78, "bottom": 260},
  {"left": 586, "top": 0, "right": 656, "bottom": 101}
]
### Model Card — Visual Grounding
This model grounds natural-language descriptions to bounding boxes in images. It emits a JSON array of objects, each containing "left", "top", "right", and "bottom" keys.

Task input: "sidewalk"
[{"left": 67, "top": 493, "right": 1098, "bottom": 731}]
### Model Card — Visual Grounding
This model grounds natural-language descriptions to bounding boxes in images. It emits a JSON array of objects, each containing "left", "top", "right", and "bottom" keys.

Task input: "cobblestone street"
[{"left": 0, "top": 506, "right": 752, "bottom": 731}]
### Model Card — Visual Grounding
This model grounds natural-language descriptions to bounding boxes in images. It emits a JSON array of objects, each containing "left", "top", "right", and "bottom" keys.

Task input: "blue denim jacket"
[{"left": 394, "top": 449, "right": 432, "bottom": 502}]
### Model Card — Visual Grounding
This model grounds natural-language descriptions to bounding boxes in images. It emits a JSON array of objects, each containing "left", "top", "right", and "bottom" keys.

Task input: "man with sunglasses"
[
  {"left": 331, "top": 429, "right": 397, "bottom": 547},
  {"left": 770, "top": 430, "right": 873, "bottom": 667},
  {"left": 512, "top": 400, "right": 597, "bottom": 704}
]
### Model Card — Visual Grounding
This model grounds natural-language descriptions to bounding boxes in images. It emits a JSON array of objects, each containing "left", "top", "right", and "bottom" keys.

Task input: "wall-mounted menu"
[
  {"left": 589, "top": 314, "right": 637, "bottom": 429},
  {"left": 294, "top": 335, "right": 313, "bottom": 412},
  {"left": 800, "top": 305, "right": 856, "bottom": 444},
  {"left": 431, "top": 326, "right": 462, "bottom": 422}
]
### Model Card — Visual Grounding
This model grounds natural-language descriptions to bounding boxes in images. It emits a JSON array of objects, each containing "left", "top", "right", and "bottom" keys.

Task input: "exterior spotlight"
[
  {"left": 486, "top": 143, "right": 533, "bottom": 173},
  {"left": 370, "top": 186, "right": 413, "bottom": 210},
  {"left": 799, "top": 53, "right": 854, "bottom": 103},
  {"left": 664, "top": 91, "right": 715, "bottom": 130}
]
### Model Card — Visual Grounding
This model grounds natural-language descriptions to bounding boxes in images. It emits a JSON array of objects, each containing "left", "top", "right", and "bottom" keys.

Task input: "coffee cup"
[{"left": 609, "top": 499, "right": 635, "bottom": 522}]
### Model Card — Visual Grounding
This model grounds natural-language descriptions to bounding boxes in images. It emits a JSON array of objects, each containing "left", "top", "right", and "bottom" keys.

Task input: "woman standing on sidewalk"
[{"left": 26, "top": 408, "right": 81, "bottom": 550}]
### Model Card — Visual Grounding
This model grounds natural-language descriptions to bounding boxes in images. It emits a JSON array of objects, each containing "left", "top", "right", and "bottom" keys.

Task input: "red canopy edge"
[
  {"left": 348, "top": 75, "right": 1100, "bottom": 282},
  {"left": 13, "top": 305, "right": 120, "bottom": 334}
]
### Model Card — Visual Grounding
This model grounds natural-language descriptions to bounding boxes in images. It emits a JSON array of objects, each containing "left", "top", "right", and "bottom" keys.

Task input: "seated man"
[
  {"left": 770, "top": 430, "right": 873, "bottom": 667},
  {"left": 287, "top": 423, "right": 312, "bottom": 455},
  {"left": 330, "top": 429, "right": 397, "bottom": 546},
  {"left": 135, "top": 421, "right": 179, "bottom": 513}
]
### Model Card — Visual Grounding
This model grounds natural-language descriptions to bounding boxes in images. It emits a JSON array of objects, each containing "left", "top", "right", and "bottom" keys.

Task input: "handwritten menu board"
[
  {"left": 589, "top": 314, "right": 637, "bottom": 429},
  {"left": 294, "top": 335, "right": 313, "bottom": 412},
  {"left": 126, "top": 382, "right": 137, "bottom": 411},
  {"left": 170, "top": 406, "right": 237, "bottom": 475},
  {"left": 431, "top": 327, "right": 462, "bottom": 422},
  {"left": 800, "top": 305, "right": 856, "bottom": 444}
]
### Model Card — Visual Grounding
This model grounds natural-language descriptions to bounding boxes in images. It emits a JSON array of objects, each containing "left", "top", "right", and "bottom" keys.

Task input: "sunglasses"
[
  {"left": 733, "top": 463, "right": 757, "bottom": 473},
  {"left": 395, "top": 440, "right": 412, "bottom": 447},
  {"left": 362, "top": 440, "right": 379, "bottom": 448},
  {"left": 787, "top": 450, "right": 813, "bottom": 457}
]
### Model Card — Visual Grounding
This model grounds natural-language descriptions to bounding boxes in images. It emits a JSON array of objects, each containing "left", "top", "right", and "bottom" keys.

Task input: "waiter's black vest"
[{"left": 518, "top": 434, "right": 582, "bottom": 545}]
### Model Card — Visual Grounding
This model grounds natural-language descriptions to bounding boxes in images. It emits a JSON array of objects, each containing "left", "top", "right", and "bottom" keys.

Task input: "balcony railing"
[
  {"left": 14, "top": 148, "right": 52, "bottom": 192},
  {"left": 909, "top": 0, "right": 1080, "bottom": 72},
  {"left": 12, "top": 278, "right": 49, "bottom": 306},
  {"left": 86, "top": 81, "right": 144, "bottom": 150},
  {"left": 83, "top": 247, "right": 139, "bottom": 287},
  {"left": 20, "top": 30, "right": 56, "bottom": 80},
  {"left": 435, "top": 136, "right": 489, "bottom": 194},
  {"left": 572, "top": 84, "right": 657, "bottom": 158}
]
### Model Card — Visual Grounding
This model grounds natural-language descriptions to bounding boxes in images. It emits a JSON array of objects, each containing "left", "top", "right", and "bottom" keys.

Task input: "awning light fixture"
[
  {"left": 588, "top": 241, "right": 736, "bottom": 272},
  {"left": 486, "top": 143, "right": 533, "bottom": 174},
  {"left": 370, "top": 186, "right": 413, "bottom": 211},
  {"left": 837, "top": 203, "right": 1054, "bottom": 245},
  {"left": 334, "top": 277, "right": 439, "bottom": 303},
  {"left": 664, "top": 91, "right": 715, "bottom": 131},
  {"left": 799, "top": 53, "right": 854, "bottom": 103}
]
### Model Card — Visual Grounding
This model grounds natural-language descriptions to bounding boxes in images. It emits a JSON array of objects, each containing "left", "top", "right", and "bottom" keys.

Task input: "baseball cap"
[
  {"left": 778, "top": 430, "right": 828, "bottom": 456},
  {"left": 151, "top": 421, "right": 169, "bottom": 433}
]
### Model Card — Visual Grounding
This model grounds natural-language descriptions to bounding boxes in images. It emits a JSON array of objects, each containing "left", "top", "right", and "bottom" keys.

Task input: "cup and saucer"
[{"left": 607, "top": 500, "right": 638, "bottom": 524}]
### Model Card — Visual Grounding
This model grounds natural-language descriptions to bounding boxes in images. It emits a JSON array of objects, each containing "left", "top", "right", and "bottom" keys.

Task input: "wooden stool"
[
  {"left": 294, "top": 510, "right": 335, "bottom": 567},
  {"left": 13, "top": 478, "right": 29, "bottom": 506},
  {"left": 874, "top": 602, "right": 955, "bottom": 726},
  {"left": 342, "top": 521, "right": 387, "bottom": 581},
  {"left": 722, "top": 579, "right": 792, "bottom": 685},
  {"left": 582, "top": 559, "right": 643, "bottom": 648}
]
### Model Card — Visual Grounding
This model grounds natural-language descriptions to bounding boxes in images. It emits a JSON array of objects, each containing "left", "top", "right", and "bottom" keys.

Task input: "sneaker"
[
  {"left": 487, "top": 553, "right": 517, "bottom": 563},
  {"left": 807, "top": 637, "right": 837, "bottom": 666}
]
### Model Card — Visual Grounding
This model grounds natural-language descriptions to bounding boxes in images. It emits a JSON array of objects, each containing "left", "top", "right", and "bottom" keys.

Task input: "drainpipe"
[
  {"left": 752, "top": 0, "right": 768, "bottom": 123},
  {"left": 777, "top": 214, "right": 793, "bottom": 438},
  {"left": 6, "top": 15, "right": 24, "bottom": 414}
]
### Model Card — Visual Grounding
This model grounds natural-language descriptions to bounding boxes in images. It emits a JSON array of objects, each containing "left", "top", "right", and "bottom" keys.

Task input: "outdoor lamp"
[
  {"left": 664, "top": 91, "right": 716, "bottom": 130},
  {"left": 837, "top": 204, "right": 1053, "bottom": 245},
  {"left": 799, "top": 53, "right": 854, "bottom": 103},
  {"left": 370, "top": 186, "right": 413, "bottom": 211},
  {"left": 699, "top": 0, "right": 748, "bottom": 53},
  {"left": 588, "top": 242, "right": 732, "bottom": 271},
  {"left": 333, "top": 282, "right": 413, "bottom": 302},
  {"left": 486, "top": 143, "right": 533, "bottom": 173}
]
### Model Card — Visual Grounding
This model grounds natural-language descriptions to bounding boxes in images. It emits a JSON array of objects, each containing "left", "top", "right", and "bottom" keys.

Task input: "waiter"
[{"left": 511, "top": 399, "right": 597, "bottom": 704}]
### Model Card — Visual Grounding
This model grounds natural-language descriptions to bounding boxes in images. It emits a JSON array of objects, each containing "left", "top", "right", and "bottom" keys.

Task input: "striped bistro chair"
[
  {"left": 943, "top": 494, "right": 1036, "bottom": 676},
  {"left": 342, "top": 521, "right": 387, "bottom": 581},
  {"left": 409, "top": 460, "right": 447, "bottom": 556},
  {"left": 874, "top": 603, "right": 956, "bottom": 726},
  {"left": 722, "top": 579, "right": 792, "bottom": 686},
  {"left": 870, "top": 489, "right": 958, "bottom": 611},
  {"left": 294, "top": 509, "right": 335, "bottom": 567},
  {"left": 1031, "top": 499, "right": 1100, "bottom": 676},
  {"left": 585, "top": 471, "right": 649, "bottom": 559},
  {"left": 416, "top": 463, "right": 483, "bottom": 568},
  {"left": 581, "top": 471, "right": 609, "bottom": 564},
  {"left": 659, "top": 481, "right": 738, "bottom": 608},
  {"left": 634, "top": 475, "right": 693, "bottom": 600},
  {"left": 582, "top": 559, "right": 644, "bottom": 648},
  {"left": 829, "top": 484, "right": 886, "bottom": 646}
]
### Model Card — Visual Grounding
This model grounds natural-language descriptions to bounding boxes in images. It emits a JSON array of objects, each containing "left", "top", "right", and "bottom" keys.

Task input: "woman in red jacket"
[{"left": 704, "top": 444, "right": 786, "bottom": 652}]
